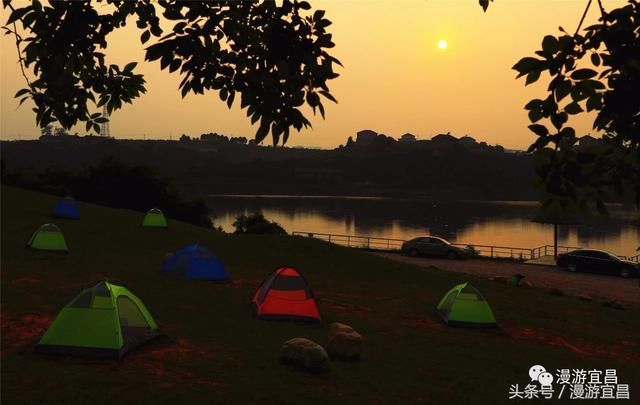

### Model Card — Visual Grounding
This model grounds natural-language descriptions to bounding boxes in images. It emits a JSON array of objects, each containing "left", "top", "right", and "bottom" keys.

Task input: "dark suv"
[{"left": 556, "top": 249, "right": 639, "bottom": 278}]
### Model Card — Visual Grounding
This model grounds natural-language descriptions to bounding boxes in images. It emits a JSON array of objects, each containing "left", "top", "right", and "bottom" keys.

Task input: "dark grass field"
[{"left": 1, "top": 186, "right": 639, "bottom": 404}]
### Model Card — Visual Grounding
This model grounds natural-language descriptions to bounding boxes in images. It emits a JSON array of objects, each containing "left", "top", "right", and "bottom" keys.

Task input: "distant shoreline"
[
  {"left": 208, "top": 194, "right": 634, "bottom": 209},
  {"left": 208, "top": 194, "right": 539, "bottom": 204},
  {"left": 2, "top": 137, "right": 634, "bottom": 206},
  {"left": 209, "top": 194, "right": 387, "bottom": 201}
]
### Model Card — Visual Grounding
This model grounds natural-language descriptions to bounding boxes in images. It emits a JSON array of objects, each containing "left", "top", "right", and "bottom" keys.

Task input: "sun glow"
[{"left": 438, "top": 39, "right": 448, "bottom": 49}]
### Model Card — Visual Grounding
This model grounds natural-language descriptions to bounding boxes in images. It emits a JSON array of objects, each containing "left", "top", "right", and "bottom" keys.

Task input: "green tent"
[
  {"left": 27, "top": 223, "right": 68, "bottom": 252},
  {"left": 37, "top": 281, "right": 160, "bottom": 358},
  {"left": 436, "top": 282, "right": 497, "bottom": 328},
  {"left": 142, "top": 208, "right": 168, "bottom": 228}
]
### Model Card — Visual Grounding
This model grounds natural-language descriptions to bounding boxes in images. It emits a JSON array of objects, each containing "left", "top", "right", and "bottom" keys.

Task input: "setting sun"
[{"left": 438, "top": 39, "right": 448, "bottom": 49}]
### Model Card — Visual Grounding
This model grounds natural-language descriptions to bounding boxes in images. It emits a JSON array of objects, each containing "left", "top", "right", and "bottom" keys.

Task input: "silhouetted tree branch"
[
  {"left": 2, "top": 0, "right": 341, "bottom": 145},
  {"left": 488, "top": 0, "right": 639, "bottom": 215}
]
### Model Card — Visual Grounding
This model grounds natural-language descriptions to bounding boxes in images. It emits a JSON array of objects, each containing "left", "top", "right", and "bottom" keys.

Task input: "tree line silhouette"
[{"left": 1, "top": 134, "right": 536, "bottom": 201}]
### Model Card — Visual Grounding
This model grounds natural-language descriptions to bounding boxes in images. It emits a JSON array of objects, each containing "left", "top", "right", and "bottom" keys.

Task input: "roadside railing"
[
  {"left": 292, "top": 232, "right": 405, "bottom": 251},
  {"left": 531, "top": 244, "right": 583, "bottom": 259},
  {"left": 450, "top": 243, "right": 537, "bottom": 260},
  {"left": 292, "top": 231, "right": 633, "bottom": 261},
  {"left": 292, "top": 231, "right": 543, "bottom": 260}
]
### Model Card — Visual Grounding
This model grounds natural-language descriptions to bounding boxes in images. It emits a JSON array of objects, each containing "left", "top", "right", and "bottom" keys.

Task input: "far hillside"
[{"left": 1, "top": 129, "right": 539, "bottom": 201}]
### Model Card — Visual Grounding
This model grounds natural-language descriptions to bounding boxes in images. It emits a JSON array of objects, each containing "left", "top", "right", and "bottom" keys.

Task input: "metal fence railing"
[
  {"left": 292, "top": 231, "right": 634, "bottom": 261},
  {"left": 450, "top": 244, "right": 538, "bottom": 260},
  {"left": 292, "top": 232, "right": 405, "bottom": 251},
  {"left": 530, "top": 245, "right": 583, "bottom": 259}
]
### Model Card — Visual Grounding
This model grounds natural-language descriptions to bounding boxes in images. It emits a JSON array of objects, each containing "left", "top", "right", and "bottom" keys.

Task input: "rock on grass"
[
  {"left": 281, "top": 338, "right": 328, "bottom": 370},
  {"left": 326, "top": 322, "right": 363, "bottom": 360}
]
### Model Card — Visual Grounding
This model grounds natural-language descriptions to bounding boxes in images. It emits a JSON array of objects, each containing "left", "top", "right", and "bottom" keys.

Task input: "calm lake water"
[{"left": 208, "top": 195, "right": 639, "bottom": 257}]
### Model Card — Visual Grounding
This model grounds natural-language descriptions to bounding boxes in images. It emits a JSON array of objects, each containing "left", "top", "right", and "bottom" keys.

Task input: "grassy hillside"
[{"left": 1, "top": 186, "right": 638, "bottom": 404}]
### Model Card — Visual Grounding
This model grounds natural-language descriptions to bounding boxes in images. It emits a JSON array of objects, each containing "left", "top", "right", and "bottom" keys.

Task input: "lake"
[{"left": 208, "top": 195, "right": 639, "bottom": 258}]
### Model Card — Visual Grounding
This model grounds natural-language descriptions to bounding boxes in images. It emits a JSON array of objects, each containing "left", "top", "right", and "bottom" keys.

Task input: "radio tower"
[{"left": 100, "top": 105, "right": 111, "bottom": 137}]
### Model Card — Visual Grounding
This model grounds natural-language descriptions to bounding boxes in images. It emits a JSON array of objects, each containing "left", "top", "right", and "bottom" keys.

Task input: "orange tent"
[{"left": 252, "top": 267, "right": 321, "bottom": 322}]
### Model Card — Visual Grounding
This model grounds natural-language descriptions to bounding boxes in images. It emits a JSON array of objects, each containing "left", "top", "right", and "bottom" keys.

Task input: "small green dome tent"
[
  {"left": 26, "top": 223, "right": 68, "bottom": 252},
  {"left": 37, "top": 281, "right": 161, "bottom": 358},
  {"left": 142, "top": 208, "right": 168, "bottom": 228},
  {"left": 436, "top": 282, "right": 497, "bottom": 328}
]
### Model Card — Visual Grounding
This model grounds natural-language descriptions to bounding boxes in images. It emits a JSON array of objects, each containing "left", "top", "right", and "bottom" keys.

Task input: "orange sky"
[{"left": 0, "top": 0, "right": 622, "bottom": 149}]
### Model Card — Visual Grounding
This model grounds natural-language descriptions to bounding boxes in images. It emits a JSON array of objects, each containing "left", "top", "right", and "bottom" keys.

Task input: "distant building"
[
  {"left": 503, "top": 148, "right": 523, "bottom": 154},
  {"left": 399, "top": 133, "right": 417, "bottom": 143},
  {"left": 356, "top": 129, "right": 378, "bottom": 144},
  {"left": 291, "top": 145, "right": 324, "bottom": 150},
  {"left": 431, "top": 132, "right": 458, "bottom": 144},
  {"left": 459, "top": 135, "right": 476, "bottom": 147}
]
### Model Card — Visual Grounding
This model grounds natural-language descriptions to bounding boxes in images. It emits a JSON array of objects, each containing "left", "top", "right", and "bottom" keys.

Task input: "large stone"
[
  {"left": 326, "top": 323, "right": 363, "bottom": 360},
  {"left": 328, "top": 322, "right": 354, "bottom": 340},
  {"left": 280, "top": 338, "right": 328, "bottom": 370}
]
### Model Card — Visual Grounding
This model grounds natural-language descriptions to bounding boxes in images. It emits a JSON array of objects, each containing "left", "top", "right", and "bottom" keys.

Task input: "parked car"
[
  {"left": 556, "top": 249, "right": 639, "bottom": 278},
  {"left": 401, "top": 236, "right": 468, "bottom": 260}
]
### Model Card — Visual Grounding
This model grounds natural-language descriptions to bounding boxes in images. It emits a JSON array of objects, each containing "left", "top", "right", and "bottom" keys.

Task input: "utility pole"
[{"left": 100, "top": 105, "right": 111, "bottom": 137}]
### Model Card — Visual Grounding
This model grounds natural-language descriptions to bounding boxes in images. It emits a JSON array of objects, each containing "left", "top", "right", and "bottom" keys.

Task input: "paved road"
[{"left": 371, "top": 252, "right": 640, "bottom": 304}]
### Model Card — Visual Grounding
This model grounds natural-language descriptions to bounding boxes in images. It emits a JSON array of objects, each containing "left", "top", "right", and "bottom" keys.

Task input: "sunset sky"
[{"left": 0, "top": 0, "right": 621, "bottom": 149}]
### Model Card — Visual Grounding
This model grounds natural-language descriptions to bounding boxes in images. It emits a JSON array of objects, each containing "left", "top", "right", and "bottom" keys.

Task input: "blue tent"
[
  {"left": 162, "top": 244, "right": 229, "bottom": 281},
  {"left": 51, "top": 196, "right": 80, "bottom": 219}
]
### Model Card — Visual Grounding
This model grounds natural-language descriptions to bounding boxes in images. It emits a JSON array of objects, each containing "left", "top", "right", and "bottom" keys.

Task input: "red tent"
[{"left": 252, "top": 267, "right": 321, "bottom": 322}]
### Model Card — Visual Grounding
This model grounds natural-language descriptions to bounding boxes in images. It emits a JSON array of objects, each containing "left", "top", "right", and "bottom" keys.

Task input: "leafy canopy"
[
  {"left": 489, "top": 0, "right": 639, "bottom": 214},
  {"left": 3, "top": 0, "right": 341, "bottom": 145}
]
